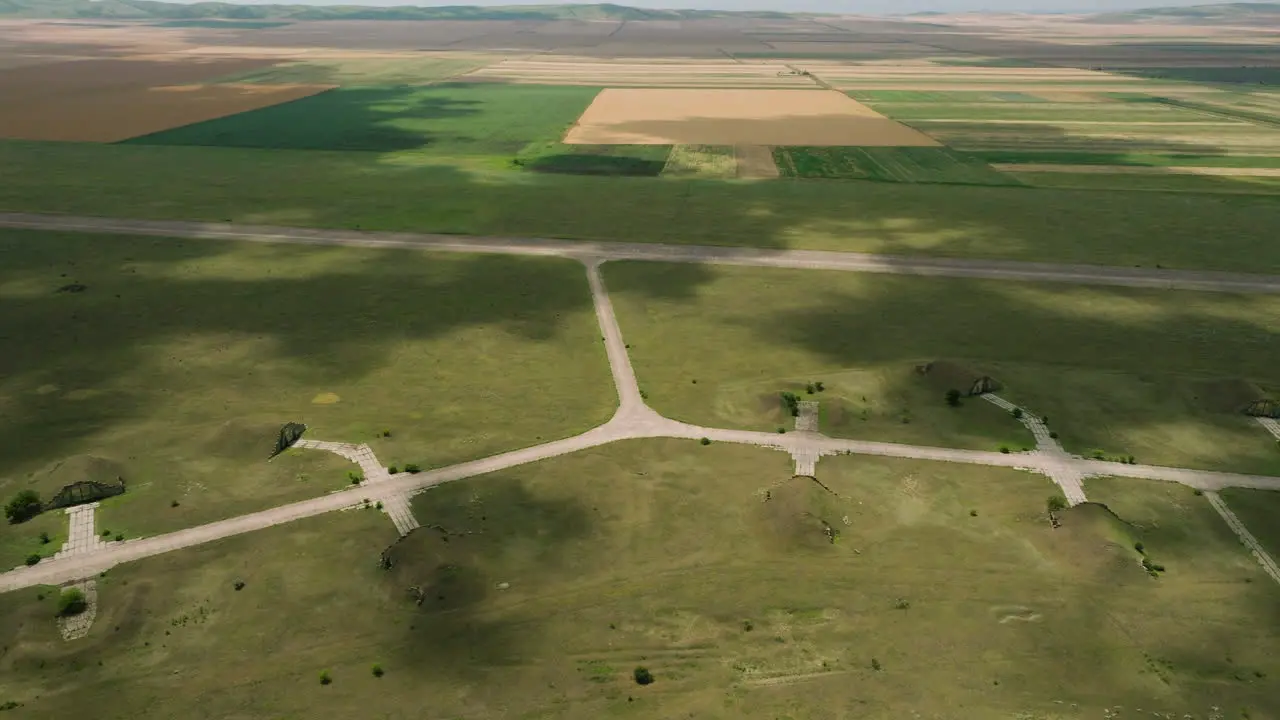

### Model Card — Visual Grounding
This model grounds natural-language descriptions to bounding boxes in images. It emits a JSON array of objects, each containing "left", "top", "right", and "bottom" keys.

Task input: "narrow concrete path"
[
  {"left": 1204, "top": 491, "right": 1280, "bottom": 586},
  {"left": 982, "top": 394, "right": 1088, "bottom": 506},
  {"left": 2, "top": 212, "right": 1277, "bottom": 294},
  {"left": 1258, "top": 416, "right": 1280, "bottom": 442},
  {"left": 3, "top": 260, "right": 1280, "bottom": 594},
  {"left": 53, "top": 503, "right": 105, "bottom": 560}
]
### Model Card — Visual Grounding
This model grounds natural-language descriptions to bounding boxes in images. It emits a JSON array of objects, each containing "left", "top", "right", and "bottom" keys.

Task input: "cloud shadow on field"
[
  {"left": 124, "top": 85, "right": 486, "bottom": 152},
  {"left": 743, "top": 275, "right": 1280, "bottom": 474},
  {"left": 385, "top": 472, "right": 593, "bottom": 674},
  {"left": 0, "top": 231, "right": 625, "bottom": 484}
]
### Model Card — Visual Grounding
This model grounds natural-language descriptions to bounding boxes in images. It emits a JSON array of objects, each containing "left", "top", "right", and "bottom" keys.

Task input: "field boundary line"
[{"left": 1, "top": 212, "right": 1277, "bottom": 294}]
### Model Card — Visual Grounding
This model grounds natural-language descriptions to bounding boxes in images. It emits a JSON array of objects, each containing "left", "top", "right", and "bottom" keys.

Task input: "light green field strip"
[{"left": 993, "top": 163, "right": 1280, "bottom": 177}]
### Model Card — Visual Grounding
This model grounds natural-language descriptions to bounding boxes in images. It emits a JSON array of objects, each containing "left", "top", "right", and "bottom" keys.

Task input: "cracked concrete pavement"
[{"left": 4, "top": 233, "right": 1280, "bottom": 593}]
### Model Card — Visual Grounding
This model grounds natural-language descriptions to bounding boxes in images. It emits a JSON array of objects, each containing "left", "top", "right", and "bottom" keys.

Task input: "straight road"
[{"left": 2, "top": 212, "right": 1278, "bottom": 293}]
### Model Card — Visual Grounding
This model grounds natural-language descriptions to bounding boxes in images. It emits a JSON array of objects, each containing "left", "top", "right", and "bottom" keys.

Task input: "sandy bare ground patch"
[
  {"left": 993, "top": 163, "right": 1280, "bottom": 177},
  {"left": 0, "top": 82, "right": 330, "bottom": 142},
  {"left": 564, "top": 89, "right": 940, "bottom": 146},
  {"left": 735, "top": 145, "right": 780, "bottom": 178}
]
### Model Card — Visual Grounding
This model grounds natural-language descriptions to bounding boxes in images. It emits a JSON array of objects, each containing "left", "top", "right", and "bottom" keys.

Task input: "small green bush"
[
  {"left": 4, "top": 490, "right": 42, "bottom": 525},
  {"left": 999, "top": 446, "right": 1010, "bottom": 454},
  {"left": 1049, "top": 431, "right": 1059, "bottom": 439},
  {"left": 700, "top": 437, "right": 711, "bottom": 446},
  {"left": 348, "top": 471, "right": 363, "bottom": 485},
  {"left": 405, "top": 464, "right": 422, "bottom": 474},
  {"left": 1047, "top": 494, "right": 1068, "bottom": 513},
  {"left": 805, "top": 383, "right": 816, "bottom": 395},
  {"left": 871, "top": 658, "right": 882, "bottom": 671},
  {"left": 1134, "top": 542, "right": 1145, "bottom": 554},
  {"left": 969, "top": 509, "right": 978, "bottom": 517},
  {"left": 742, "top": 620, "right": 753, "bottom": 632},
  {"left": 24, "top": 554, "right": 40, "bottom": 567},
  {"left": 388, "top": 465, "right": 398, "bottom": 474},
  {"left": 633, "top": 667, "right": 654, "bottom": 686},
  {"left": 319, "top": 670, "right": 332, "bottom": 685},
  {"left": 114, "top": 534, "right": 124, "bottom": 542},
  {"left": 815, "top": 381, "right": 825, "bottom": 392},
  {"left": 38, "top": 532, "right": 50, "bottom": 545},
  {"left": 777, "top": 427, "right": 786, "bottom": 434},
  {"left": 56, "top": 588, "right": 87, "bottom": 617},
  {"left": 1011, "top": 408, "right": 1024, "bottom": 419},
  {"left": 372, "top": 664, "right": 384, "bottom": 678},
  {"left": 234, "top": 580, "right": 246, "bottom": 591}
]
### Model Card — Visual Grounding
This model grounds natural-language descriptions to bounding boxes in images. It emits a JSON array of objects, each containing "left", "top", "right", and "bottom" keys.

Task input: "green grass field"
[
  {"left": 773, "top": 146, "right": 1018, "bottom": 185},
  {"left": 0, "top": 230, "right": 614, "bottom": 540},
  {"left": 850, "top": 90, "right": 1049, "bottom": 102},
  {"left": 1220, "top": 487, "right": 1280, "bottom": 559},
  {"left": 6, "top": 140, "right": 1280, "bottom": 272},
  {"left": 1, "top": 441, "right": 1274, "bottom": 719},
  {"left": 517, "top": 141, "right": 672, "bottom": 176},
  {"left": 126, "top": 83, "right": 602, "bottom": 154},
  {"left": 971, "top": 149, "right": 1280, "bottom": 168},
  {"left": 603, "top": 262, "right": 1280, "bottom": 474},
  {"left": 1011, "top": 170, "right": 1280, "bottom": 195},
  {"left": 872, "top": 103, "right": 1213, "bottom": 122}
]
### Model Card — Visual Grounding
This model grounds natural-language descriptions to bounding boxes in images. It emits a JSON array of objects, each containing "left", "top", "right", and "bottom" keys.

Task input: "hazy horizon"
[{"left": 188, "top": 0, "right": 1246, "bottom": 15}]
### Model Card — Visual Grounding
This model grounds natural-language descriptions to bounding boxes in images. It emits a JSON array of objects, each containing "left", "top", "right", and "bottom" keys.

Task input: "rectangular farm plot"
[
  {"left": 0, "top": 83, "right": 331, "bottom": 142},
  {"left": 564, "top": 89, "right": 940, "bottom": 147},
  {"left": 129, "top": 83, "right": 601, "bottom": 153}
]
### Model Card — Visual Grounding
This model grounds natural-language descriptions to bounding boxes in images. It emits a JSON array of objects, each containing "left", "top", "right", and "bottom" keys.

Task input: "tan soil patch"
[
  {"left": 0, "top": 82, "right": 331, "bottom": 142},
  {"left": 735, "top": 145, "right": 780, "bottom": 179},
  {"left": 564, "top": 89, "right": 940, "bottom": 147},
  {"left": 994, "top": 163, "right": 1280, "bottom": 177}
]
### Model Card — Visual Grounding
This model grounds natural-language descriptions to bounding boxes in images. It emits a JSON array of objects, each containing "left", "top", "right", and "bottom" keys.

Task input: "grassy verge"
[
  {"left": 1, "top": 442, "right": 1274, "bottom": 718},
  {"left": 602, "top": 262, "right": 1280, "bottom": 473},
  {"left": 773, "top": 146, "right": 1018, "bottom": 185},
  {"left": 0, "top": 230, "right": 614, "bottom": 538},
  {"left": 1219, "top": 487, "right": 1280, "bottom": 560},
  {"left": 5, "top": 140, "right": 1280, "bottom": 272}
]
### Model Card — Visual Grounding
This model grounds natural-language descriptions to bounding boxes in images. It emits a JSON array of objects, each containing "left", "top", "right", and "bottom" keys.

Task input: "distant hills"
[
  {"left": 1088, "top": 2, "right": 1280, "bottom": 23},
  {"left": 2, "top": 0, "right": 1278, "bottom": 25},
  {"left": 0, "top": 1, "right": 797, "bottom": 21}
]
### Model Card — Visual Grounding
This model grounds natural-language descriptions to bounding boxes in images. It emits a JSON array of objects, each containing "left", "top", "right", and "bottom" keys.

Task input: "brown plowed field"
[
  {"left": 0, "top": 57, "right": 277, "bottom": 100},
  {"left": 564, "top": 89, "right": 940, "bottom": 147},
  {"left": 0, "top": 83, "right": 330, "bottom": 142}
]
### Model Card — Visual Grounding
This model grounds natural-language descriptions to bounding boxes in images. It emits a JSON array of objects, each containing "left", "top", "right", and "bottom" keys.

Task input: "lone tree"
[
  {"left": 945, "top": 389, "right": 962, "bottom": 407},
  {"left": 633, "top": 667, "right": 654, "bottom": 686},
  {"left": 56, "top": 588, "right": 87, "bottom": 618},
  {"left": 5, "top": 490, "right": 42, "bottom": 525},
  {"left": 1047, "top": 494, "right": 1068, "bottom": 513}
]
